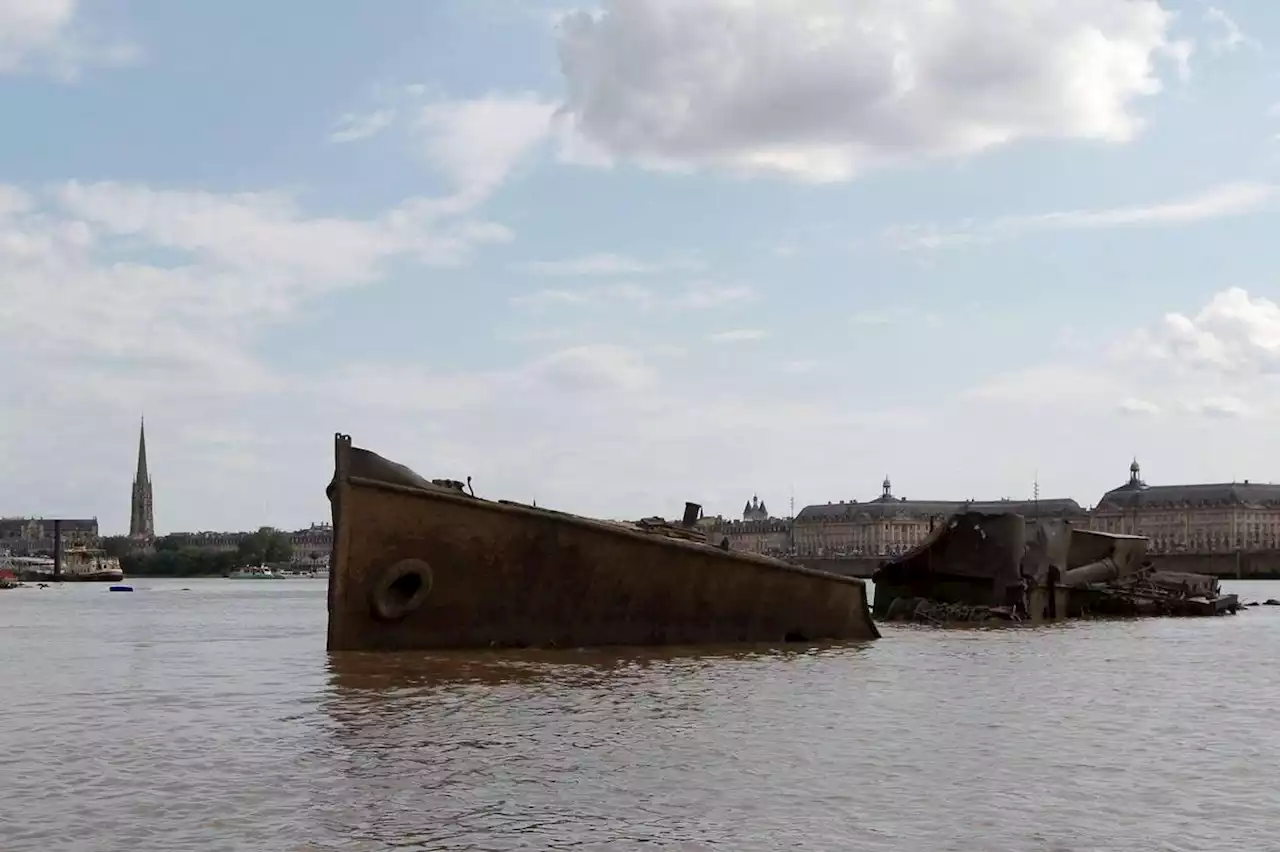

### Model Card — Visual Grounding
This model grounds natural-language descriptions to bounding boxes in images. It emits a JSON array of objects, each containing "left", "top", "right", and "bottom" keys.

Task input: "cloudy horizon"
[{"left": 4, "top": 0, "right": 1280, "bottom": 534}]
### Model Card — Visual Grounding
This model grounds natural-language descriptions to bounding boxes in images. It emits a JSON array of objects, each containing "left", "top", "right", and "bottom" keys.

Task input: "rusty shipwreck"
[
  {"left": 873, "top": 510, "right": 1239, "bottom": 624},
  {"left": 326, "top": 434, "right": 880, "bottom": 651}
]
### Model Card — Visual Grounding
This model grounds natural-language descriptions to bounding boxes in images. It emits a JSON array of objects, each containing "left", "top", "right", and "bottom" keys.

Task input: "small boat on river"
[
  {"left": 325, "top": 433, "right": 879, "bottom": 651},
  {"left": 0, "top": 548, "right": 124, "bottom": 583},
  {"left": 63, "top": 547, "right": 125, "bottom": 582},
  {"left": 228, "top": 565, "right": 286, "bottom": 580}
]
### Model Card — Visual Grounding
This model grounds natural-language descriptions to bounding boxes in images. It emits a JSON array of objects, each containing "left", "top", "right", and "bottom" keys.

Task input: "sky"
[{"left": 4, "top": 0, "right": 1280, "bottom": 535}]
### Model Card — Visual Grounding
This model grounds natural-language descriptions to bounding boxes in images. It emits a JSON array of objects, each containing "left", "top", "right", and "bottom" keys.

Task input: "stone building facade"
[
  {"left": 706, "top": 517, "right": 792, "bottom": 555},
  {"left": 695, "top": 493, "right": 792, "bottom": 556},
  {"left": 702, "top": 478, "right": 1087, "bottom": 559},
  {"left": 0, "top": 517, "right": 99, "bottom": 555},
  {"left": 1091, "top": 460, "right": 1280, "bottom": 553},
  {"left": 791, "top": 477, "right": 1086, "bottom": 558},
  {"left": 290, "top": 522, "right": 333, "bottom": 568}
]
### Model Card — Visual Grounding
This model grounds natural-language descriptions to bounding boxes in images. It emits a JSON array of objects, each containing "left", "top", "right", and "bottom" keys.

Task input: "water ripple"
[{"left": 2, "top": 579, "right": 1279, "bottom": 851}]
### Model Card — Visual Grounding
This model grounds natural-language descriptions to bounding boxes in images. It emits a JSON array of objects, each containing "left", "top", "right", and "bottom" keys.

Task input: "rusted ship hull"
[{"left": 326, "top": 434, "right": 879, "bottom": 651}]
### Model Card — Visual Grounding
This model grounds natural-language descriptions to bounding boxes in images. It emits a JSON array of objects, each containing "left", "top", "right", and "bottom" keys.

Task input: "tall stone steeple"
[{"left": 129, "top": 417, "right": 155, "bottom": 539}]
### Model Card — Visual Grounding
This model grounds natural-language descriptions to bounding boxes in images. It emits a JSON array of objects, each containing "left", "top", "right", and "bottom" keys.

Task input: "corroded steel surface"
[
  {"left": 326, "top": 434, "right": 879, "bottom": 651},
  {"left": 871, "top": 512, "right": 1026, "bottom": 615}
]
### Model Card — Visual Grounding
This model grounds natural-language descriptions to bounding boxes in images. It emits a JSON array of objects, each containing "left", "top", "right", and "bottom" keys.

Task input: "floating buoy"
[{"left": 109, "top": 585, "right": 134, "bottom": 592}]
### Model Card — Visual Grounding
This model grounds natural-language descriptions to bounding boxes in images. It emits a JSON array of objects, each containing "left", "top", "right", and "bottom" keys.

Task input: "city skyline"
[
  {"left": 5, "top": 1, "right": 1280, "bottom": 532},
  {"left": 5, "top": 418, "right": 1272, "bottom": 537},
  {"left": 25, "top": 419, "right": 1280, "bottom": 538}
]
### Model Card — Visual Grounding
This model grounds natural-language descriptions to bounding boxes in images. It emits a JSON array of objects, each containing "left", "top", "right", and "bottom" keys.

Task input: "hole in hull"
[
  {"left": 370, "top": 558, "right": 434, "bottom": 621},
  {"left": 387, "top": 571, "right": 422, "bottom": 605}
]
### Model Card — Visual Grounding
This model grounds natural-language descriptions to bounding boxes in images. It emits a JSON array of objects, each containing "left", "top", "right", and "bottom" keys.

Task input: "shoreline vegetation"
[{"left": 103, "top": 528, "right": 299, "bottom": 578}]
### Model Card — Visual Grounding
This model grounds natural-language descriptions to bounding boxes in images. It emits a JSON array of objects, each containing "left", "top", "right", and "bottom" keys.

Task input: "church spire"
[
  {"left": 130, "top": 417, "right": 155, "bottom": 540},
  {"left": 136, "top": 417, "right": 150, "bottom": 483}
]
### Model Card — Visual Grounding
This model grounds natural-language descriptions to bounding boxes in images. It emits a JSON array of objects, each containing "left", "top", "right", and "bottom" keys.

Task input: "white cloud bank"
[
  {"left": 0, "top": 177, "right": 857, "bottom": 532},
  {"left": 553, "top": 0, "right": 1191, "bottom": 182},
  {"left": 1130, "top": 287, "right": 1280, "bottom": 377},
  {"left": 974, "top": 288, "right": 1280, "bottom": 422},
  {"left": 0, "top": 0, "right": 137, "bottom": 77},
  {"left": 327, "top": 87, "right": 558, "bottom": 200},
  {"left": 8, "top": 175, "right": 1280, "bottom": 532},
  {"left": 334, "top": 0, "right": 1200, "bottom": 187}
]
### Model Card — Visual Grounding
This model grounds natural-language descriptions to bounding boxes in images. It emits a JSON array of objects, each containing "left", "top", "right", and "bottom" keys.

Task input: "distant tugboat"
[
  {"left": 325, "top": 433, "right": 880, "bottom": 651},
  {"left": 62, "top": 547, "right": 125, "bottom": 583}
]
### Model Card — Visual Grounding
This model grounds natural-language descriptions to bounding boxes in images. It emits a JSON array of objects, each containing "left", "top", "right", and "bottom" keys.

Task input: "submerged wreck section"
[
  {"left": 326, "top": 434, "right": 879, "bottom": 651},
  {"left": 873, "top": 512, "right": 1238, "bottom": 624}
]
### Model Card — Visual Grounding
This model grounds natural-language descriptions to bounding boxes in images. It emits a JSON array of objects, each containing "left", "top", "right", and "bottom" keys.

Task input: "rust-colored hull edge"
[{"left": 326, "top": 438, "right": 879, "bottom": 651}]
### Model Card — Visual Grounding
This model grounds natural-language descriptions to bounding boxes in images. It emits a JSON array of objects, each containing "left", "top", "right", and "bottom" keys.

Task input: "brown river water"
[{"left": 2, "top": 578, "right": 1279, "bottom": 851}]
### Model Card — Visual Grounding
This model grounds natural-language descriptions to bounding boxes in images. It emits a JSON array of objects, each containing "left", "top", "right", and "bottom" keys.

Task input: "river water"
[{"left": 2, "top": 578, "right": 1278, "bottom": 851}]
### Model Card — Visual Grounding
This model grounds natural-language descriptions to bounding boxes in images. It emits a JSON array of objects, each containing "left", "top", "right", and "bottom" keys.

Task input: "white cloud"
[
  {"left": 1118, "top": 397, "right": 1162, "bottom": 416},
  {"left": 677, "top": 283, "right": 754, "bottom": 310},
  {"left": 56, "top": 181, "right": 510, "bottom": 284},
  {"left": 309, "top": 344, "right": 659, "bottom": 415},
  {"left": 709, "top": 329, "right": 769, "bottom": 343},
  {"left": 1184, "top": 395, "right": 1251, "bottom": 418},
  {"left": 0, "top": 0, "right": 137, "bottom": 77},
  {"left": 1129, "top": 288, "right": 1280, "bottom": 376},
  {"left": 0, "top": 184, "right": 32, "bottom": 216},
  {"left": 964, "top": 364, "right": 1128, "bottom": 408},
  {"left": 416, "top": 92, "right": 557, "bottom": 198},
  {"left": 972, "top": 289, "right": 1280, "bottom": 427},
  {"left": 528, "top": 344, "right": 657, "bottom": 393},
  {"left": 329, "top": 109, "right": 397, "bottom": 143},
  {"left": 882, "top": 182, "right": 1276, "bottom": 250},
  {"left": 513, "top": 252, "right": 704, "bottom": 276},
  {"left": 554, "top": 0, "right": 1190, "bottom": 182},
  {"left": 510, "top": 281, "right": 755, "bottom": 312},
  {"left": 0, "top": 181, "right": 511, "bottom": 396},
  {"left": 1204, "top": 7, "right": 1259, "bottom": 55},
  {"left": 326, "top": 87, "right": 558, "bottom": 200}
]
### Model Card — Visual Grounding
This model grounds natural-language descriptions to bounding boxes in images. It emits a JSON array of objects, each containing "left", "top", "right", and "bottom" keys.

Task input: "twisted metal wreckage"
[{"left": 872, "top": 511, "right": 1240, "bottom": 625}]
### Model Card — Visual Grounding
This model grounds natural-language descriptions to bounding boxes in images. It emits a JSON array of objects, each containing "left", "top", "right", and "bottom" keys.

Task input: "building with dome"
[
  {"left": 1090, "top": 460, "right": 1280, "bottom": 553},
  {"left": 742, "top": 495, "right": 769, "bottom": 522},
  {"left": 790, "top": 476, "right": 1086, "bottom": 558},
  {"left": 693, "top": 493, "right": 791, "bottom": 556}
]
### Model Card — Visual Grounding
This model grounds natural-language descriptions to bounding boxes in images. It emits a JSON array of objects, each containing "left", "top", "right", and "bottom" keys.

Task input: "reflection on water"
[
  {"left": 326, "top": 641, "right": 875, "bottom": 690},
  {"left": 4, "top": 578, "right": 1280, "bottom": 851}
]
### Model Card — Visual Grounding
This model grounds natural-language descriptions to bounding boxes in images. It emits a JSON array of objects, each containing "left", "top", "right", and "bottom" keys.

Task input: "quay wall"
[
  {"left": 1148, "top": 551, "right": 1280, "bottom": 580},
  {"left": 799, "top": 551, "right": 1280, "bottom": 581},
  {"left": 798, "top": 556, "right": 882, "bottom": 580}
]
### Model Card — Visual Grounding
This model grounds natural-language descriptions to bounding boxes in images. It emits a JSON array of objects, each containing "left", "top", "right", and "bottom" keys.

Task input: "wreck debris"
[
  {"left": 325, "top": 433, "right": 880, "bottom": 651},
  {"left": 872, "top": 510, "right": 1238, "bottom": 624},
  {"left": 883, "top": 597, "right": 1020, "bottom": 625}
]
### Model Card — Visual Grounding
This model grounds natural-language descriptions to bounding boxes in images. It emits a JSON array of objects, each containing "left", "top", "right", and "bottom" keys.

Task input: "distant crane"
[{"left": 1033, "top": 470, "right": 1040, "bottom": 523}]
